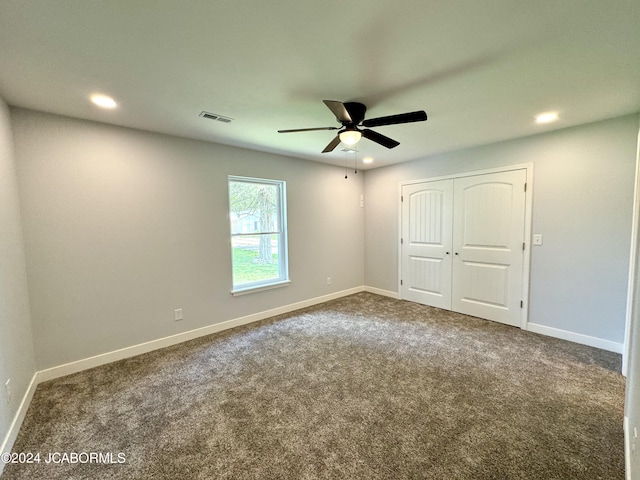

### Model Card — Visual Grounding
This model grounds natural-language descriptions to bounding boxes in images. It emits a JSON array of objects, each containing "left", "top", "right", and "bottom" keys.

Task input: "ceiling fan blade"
[
  {"left": 362, "top": 110, "right": 427, "bottom": 128},
  {"left": 362, "top": 129, "right": 400, "bottom": 149},
  {"left": 323, "top": 100, "right": 352, "bottom": 123},
  {"left": 278, "top": 127, "right": 338, "bottom": 133},
  {"left": 322, "top": 135, "right": 342, "bottom": 153}
]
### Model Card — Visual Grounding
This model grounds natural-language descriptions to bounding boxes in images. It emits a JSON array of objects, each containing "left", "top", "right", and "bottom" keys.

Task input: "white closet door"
[
  {"left": 401, "top": 180, "right": 453, "bottom": 309},
  {"left": 451, "top": 170, "right": 527, "bottom": 326}
]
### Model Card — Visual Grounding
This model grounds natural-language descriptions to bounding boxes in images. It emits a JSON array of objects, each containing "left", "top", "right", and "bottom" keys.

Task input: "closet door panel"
[
  {"left": 401, "top": 180, "right": 453, "bottom": 309},
  {"left": 451, "top": 170, "right": 527, "bottom": 326}
]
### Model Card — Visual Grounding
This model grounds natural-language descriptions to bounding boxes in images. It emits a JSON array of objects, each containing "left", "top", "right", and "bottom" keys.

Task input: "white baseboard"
[
  {"left": 526, "top": 322, "right": 624, "bottom": 354},
  {"left": 363, "top": 286, "right": 400, "bottom": 299},
  {"left": 0, "top": 373, "right": 38, "bottom": 476},
  {"left": 37, "top": 286, "right": 365, "bottom": 383}
]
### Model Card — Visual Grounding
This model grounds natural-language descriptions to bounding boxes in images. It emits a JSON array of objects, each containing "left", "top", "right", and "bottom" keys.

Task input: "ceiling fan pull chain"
[{"left": 344, "top": 150, "right": 348, "bottom": 179}]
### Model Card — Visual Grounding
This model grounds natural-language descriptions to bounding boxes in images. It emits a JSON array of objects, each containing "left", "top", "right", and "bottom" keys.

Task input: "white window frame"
[{"left": 228, "top": 175, "right": 289, "bottom": 295}]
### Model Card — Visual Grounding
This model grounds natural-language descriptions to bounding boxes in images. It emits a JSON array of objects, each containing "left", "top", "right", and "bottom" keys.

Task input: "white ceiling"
[{"left": 0, "top": 0, "right": 638, "bottom": 169}]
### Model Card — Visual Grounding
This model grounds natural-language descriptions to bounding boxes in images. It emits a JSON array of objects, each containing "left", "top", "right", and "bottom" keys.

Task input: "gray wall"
[
  {"left": 12, "top": 109, "right": 364, "bottom": 370},
  {"left": 0, "top": 99, "right": 36, "bottom": 451},
  {"left": 364, "top": 114, "right": 639, "bottom": 345}
]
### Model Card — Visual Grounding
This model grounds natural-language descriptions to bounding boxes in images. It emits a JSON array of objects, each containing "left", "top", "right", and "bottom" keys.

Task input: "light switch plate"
[{"left": 533, "top": 234, "right": 543, "bottom": 246}]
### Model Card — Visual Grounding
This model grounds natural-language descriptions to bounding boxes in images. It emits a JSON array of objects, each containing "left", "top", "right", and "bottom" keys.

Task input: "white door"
[
  {"left": 401, "top": 180, "right": 453, "bottom": 309},
  {"left": 451, "top": 170, "right": 526, "bottom": 326},
  {"left": 400, "top": 169, "right": 527, "bottom": 327}
]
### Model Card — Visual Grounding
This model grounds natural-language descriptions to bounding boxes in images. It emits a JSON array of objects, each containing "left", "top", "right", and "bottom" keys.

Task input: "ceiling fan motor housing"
[{"left": 342, "top": 102, "right": 366, "bottom": 125}]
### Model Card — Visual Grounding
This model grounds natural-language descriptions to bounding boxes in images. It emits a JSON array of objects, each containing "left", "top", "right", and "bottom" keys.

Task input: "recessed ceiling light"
[
  {"left": 535, "top": 111, "right": 559, "bottom": 124},
  {"left": 90, "top": 94, "right": 117, "bottom": 109},
  {"left": 362, "top": 157, "right": 373, "bottom": 164}
]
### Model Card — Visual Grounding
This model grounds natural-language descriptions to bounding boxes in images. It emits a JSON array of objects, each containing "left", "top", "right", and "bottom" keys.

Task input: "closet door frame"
[{"left": 398, "top": 163, "right": 534, "bottom": 329}]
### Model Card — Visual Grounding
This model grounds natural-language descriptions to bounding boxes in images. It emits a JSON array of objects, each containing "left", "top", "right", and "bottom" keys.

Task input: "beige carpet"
[{"left": 2, "top": 293, "right": 625, "bottom": 479}]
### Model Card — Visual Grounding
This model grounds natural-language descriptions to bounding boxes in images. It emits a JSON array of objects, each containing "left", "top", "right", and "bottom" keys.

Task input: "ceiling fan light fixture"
[{"left": 339, "top": 129, "right": 362, "bottom": 146}]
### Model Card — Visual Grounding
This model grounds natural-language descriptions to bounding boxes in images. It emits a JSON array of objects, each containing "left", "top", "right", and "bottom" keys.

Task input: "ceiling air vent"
[{"left": 199, "top": 111, "right": 233, "bottom": 123}]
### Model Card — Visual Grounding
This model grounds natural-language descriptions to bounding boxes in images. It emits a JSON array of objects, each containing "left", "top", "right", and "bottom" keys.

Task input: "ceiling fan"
[{"left": 278, "top": 100, "right": 428, "bottom": 153}]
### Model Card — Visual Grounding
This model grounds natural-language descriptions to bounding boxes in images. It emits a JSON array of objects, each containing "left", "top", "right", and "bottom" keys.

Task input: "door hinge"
[
  {"left": 520, "top": 300, "right": 523, "bottom": 308},
  {"left": 401, "top": 195, "right": 404, "bottom": 202},
  {"left": 400, "top": 279, "right": 403, "bottom": 286},
  {"left": 401, "top": 238, "right": 404, "bottom": 244},
  {"left": 524, "top": 183, "right": 527, "bottom": 192},
  {"left": 523, "top": 242, "right": 525, "bottom": 251}
]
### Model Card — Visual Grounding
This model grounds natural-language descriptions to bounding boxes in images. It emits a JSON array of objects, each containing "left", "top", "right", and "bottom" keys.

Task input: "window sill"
[{"left": 231, "top": 280, "right": 291, "bottom": 297}]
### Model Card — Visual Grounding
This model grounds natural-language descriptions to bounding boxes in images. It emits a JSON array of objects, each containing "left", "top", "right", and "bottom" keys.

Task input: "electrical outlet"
[
  {"left": 326, "top": 277, "right": 332, "bottom": 286},
  {"left": 4, "top": 379, "right": 11, "bottom": 405},
  {"left": 174, "top": 308, "right": 183, "bottom": 321}
]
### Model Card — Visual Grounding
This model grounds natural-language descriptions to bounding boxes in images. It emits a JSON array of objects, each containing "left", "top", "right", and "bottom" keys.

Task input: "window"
[{"left": 228, "top": 176, "right": 289, "bottom": 294}]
